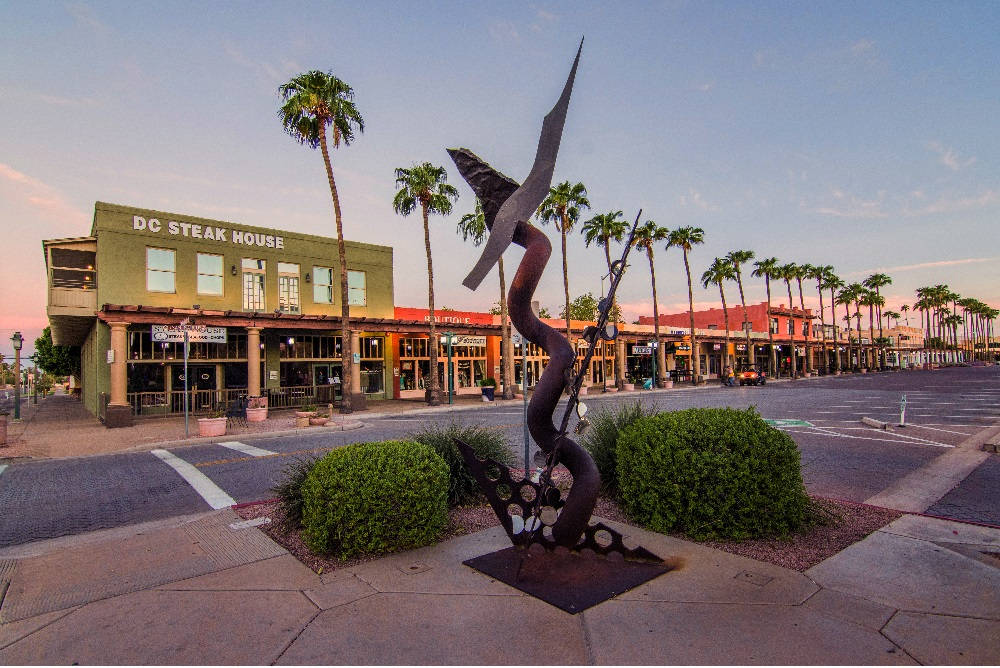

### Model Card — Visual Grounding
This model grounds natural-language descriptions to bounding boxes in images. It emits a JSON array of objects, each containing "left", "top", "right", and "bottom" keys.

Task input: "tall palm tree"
[
  {"left": 633, "top": 220, "right": 670, "bottom": 387},
  {"left": 537, "top": 181, "right": 590, "bottom": 343},
  {"left": 863, "top": 273, "right": 892, "bottom": 369},
  {"left": 752, "top": 257, "right": 780, "bottom": 376},
  {"left": 667, "top": 226, "right": 706, "bottom": 384},
  {"left": 582, "top": 210, "right": 630, "bottom": 389},
  {"left": 701, "top": 257, "right": 737, "bottom": 370},
  {"left": 900, "top": 303, "right": 910, "bottom": 327},
  {"left": 823, "top": 271, "right": 845, "bottom": 372},
  {"left": 393, "top": 163, "right": 459, "bottom": 405},
  {"left": 778, "top": 263, "right": 799, "bottom": 379},
  {"left": 794, "top": 263, "right": 813, "bottom": 375},
  {"left": 852, "top": 285, "right": 870, "bottom": 369},
  {"left": 279, "top": 70, "right": 364, "bottom": 413},
  {"left": 457, "top": 200, "right": 514, "bottom": 399},
  {"left": 808, "top": 264, "right": 833, "bottom": 374},
  {"left": 726, "top": 250, "right": 756, "bottom": 366},
  {"left": 836, "top": 283, "right": 861, "bottom": 371}
]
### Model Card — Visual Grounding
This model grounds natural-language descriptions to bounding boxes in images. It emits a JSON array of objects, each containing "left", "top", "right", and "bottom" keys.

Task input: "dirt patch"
[{"left": 235, "top": 495, "right": 900, "bottom": 575}]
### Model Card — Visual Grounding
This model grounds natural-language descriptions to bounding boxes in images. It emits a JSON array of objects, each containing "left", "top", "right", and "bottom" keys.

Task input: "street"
[{"left": 1, "top": 366, "right": 997, "bottom": 550}]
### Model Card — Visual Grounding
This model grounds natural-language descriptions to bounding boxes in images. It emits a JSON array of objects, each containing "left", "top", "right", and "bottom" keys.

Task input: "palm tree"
[
  {"left": 667, "top": 226, "right": 706, "bottom": 384},
  {"left": 863, "top": 273, "right": 892, "bottom": 369},
  {"left": 701, "top": 257, "right": 736, "bottom": 371},
  {"left": 794, "top": 263, "right": 813, "bottom": 375},
  {"left": 752, "top": 257, "right": 780, "bottom": 377},
  {"left": 393, "top": 162, "right": 459, "bottom": 405},
  {"left": 726, "top": 250, "right": 756, "bottom": 366},
  {"left": 823, "top": 271, "right": 845, "bottom": 372},
  {"left": 778, "top": 263, "right": 799, "bottom": 379},
  {"left": 900, "top": 303, "right": 910, "bottom": 327},
  {"left": 836, "top": 284, "right": 861, "bottom": 371},
  {"left": 537, "top": 181, "right": 590, "bottom": 343},
  {"left": 458, "top": 200, "right": 514, "bottom": 399},
  {"left": 851, "top": 285, "right": 870, "bottom": 369},
  {"left": 808, "top": 264, "right": 833, "bottom": 374},
  {"left": 279, "top": 70, "right": 364, "bottom": 413},
  {"left": 582, "top": 210, "right": 630, "bottom": 389},
  {"left": 633, "top": 220, "right": 670, "bottom": 387}
]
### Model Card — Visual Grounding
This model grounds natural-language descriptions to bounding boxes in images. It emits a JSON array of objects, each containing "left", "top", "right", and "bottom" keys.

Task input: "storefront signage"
[
  {"left": 632, "top": 346, "right": 653, "bottom": 355},
  {"left": 453, "top": 336, "right": 486, "bottom": 347},
  {"left": 133, "top": 216, "right": 284, "bottom": 249},
  {"left": 151, "top": 325, "right": 227, "bottom": 343}
]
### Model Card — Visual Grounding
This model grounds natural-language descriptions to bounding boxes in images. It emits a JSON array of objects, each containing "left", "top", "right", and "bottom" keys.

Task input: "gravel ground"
[{"left": 234, "top": 494, "right": 901, "bottom": 575}]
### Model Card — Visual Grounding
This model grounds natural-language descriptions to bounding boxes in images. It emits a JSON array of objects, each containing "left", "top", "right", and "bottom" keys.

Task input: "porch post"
[
  {"left": 247, "top": 327, "right": 261, "bottom": 396},
  {"left": 106, "top": 321, "right": 133, "bottom": 428}
]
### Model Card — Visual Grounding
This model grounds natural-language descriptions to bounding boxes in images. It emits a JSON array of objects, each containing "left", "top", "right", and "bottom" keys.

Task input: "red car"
[{"left": 738, "top": 364, "right": 767, "bottom": 386}]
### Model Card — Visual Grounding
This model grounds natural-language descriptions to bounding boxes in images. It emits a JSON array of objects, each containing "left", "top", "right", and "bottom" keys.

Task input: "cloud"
[
  {"left": 679, "top": 188, "right": 720, "bottom": 212},
  {"left": 0, "top": 162, "right": 88, "bottom": 231},
  {"left": 0, "top": 86, "right": 98, "bottom": 107},
  {"left": 223, "top": 42, "right": 301, "bottom": 83},
  {"left": 489, "top": 20, "right": 520, "bottom": 42},
  {"left": 855, "top": 257, "right": 997, "bottom": 275},
  {"left": 903, "top": 189, "right": 998, "bottom": 216},
  {"left": 696, "top": 81, "right": 715, "bottom": 92},
  {"left": 66, "top": 2, "right": 109, "bottom": 33},
  {"left": 925, "top": 141, "right": 976, "bottom": 172}
]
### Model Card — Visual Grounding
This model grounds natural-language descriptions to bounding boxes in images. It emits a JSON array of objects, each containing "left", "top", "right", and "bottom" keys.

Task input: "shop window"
[
  {"left": 146, "top": 248, "right": 175, "bottom": 293},
  {"left": 313, "top": 266, "right": 333, "bottom": 304},
  {"left": 278, "top": 262, "right": 300, "bottom": 313},
  {"left": 399, "top": 337, "right": 428, "bottom": 358},
  {"left": 242, "top": 258, "right": 265, "bottom": 311},
  {"left": 348, "top": 270, "right": 366, "bottom": 306},
  {"left": 197, "top": 253, "right": 224, "bottom": 296}
]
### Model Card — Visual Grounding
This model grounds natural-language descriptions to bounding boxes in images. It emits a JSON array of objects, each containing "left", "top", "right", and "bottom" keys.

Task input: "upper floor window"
[
  {"left": 787, "top": 319, "right": 795, "bottom": 335},
  {"left": 146, "top": 248, "right": 175, "bottom": 293},
  {"left": 313, "top": 266, "right": 333, "bottom": 304},
  {"left": 242, "top": 258, "right": 265, "bottom": 311},
  {"left": 278, "top": 262, "right": 300, "bottom": 313},
  {"left": 802, "top": 321, "right": 809, "bottom": 336},
  {"left": 769, "top": 317, "right": 778, "bottom": 334},
  {"left": 348, "top": 270, "right": 366, "bottom": 306},
  {"left": 197, "top": 253, "right": 224, "bottom": 296}
]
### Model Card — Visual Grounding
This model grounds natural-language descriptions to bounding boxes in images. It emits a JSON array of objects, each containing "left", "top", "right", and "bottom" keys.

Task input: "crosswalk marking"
[
  {"left": 217, "top": 441, "right": 276, "bottom": 457},
  {"left": 151, "top": 449, "right": 236, "bottom": 509},
  {"left": 0, "top": 464, "right": 7, "bottom": 477}
]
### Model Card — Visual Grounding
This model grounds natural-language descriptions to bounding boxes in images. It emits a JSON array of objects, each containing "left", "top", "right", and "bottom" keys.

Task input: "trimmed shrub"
[
  {"left": 616, "top": 407, "right": 809, "bottom": 541},
  {"left": 411, "top": 422, "right": 514, "bottom": 507},
  {"left": 271, "top": 454, "right": 321, "bottom": 528},
  {"left": 301, "top": 440, "right": 449, "bottom": 558},
  {"left": 579, "top": 400, "right": 653, "bottom": 495}
]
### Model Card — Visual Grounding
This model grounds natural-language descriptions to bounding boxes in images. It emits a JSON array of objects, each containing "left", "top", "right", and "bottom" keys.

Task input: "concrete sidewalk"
[{"left": 1, "top": 508, "right": 997, "bottom": 664}]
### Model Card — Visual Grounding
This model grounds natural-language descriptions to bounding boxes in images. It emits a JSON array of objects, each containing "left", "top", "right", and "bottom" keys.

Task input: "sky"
[{"left": 2, "top": 0, "right": 999, "bottom": 359}]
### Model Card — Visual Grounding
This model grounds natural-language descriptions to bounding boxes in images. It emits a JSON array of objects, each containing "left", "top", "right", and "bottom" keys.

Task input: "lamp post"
[
  {"left": 440, "top": 332, "right": 455, "bottom": 405},
  {"left": 11, "top": 332, "right": 22, "bottom": 420}
]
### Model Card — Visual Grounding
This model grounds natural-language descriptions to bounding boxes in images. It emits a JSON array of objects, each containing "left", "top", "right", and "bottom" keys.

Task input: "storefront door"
[{"left": 170, "top": 365, "right": 216, "bottom": 410}]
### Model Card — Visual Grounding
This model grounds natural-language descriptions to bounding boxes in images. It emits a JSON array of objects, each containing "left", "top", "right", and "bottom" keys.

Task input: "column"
[
  {"left": 108, "top": 322, "right": 128, "bottom": 406},
  {"left": 351, "top": 331, "right": 362, "bottom": 392},
  {"left": 247, "top": 327, "right": 261, "bottom": 396},
  {"left": 616, "top": 337, "right": 626, "bottom": 386}
]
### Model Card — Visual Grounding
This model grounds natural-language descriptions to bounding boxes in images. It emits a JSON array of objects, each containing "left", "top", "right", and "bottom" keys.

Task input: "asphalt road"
[{"left": 1, "top": 366, "right": 997, "bottom": 549}]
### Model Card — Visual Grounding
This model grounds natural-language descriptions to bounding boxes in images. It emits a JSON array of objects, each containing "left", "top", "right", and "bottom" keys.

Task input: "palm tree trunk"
[
  {"left": 719, "top": 282, "right": 731, "bottom": 369},
  {"left": 830, "top": 287, "right": 840, "bottom": 372},
  {"left": 797, "top": 278, "right": 811, "bottom": 374},
  {"left": 785, "top": 282, "right": 797, "bottom": 379},
  {"left": 876, "top": 291, "right": 885, "bottom": 369},
  {"left": 684, "top": 248, "right": 699, "bottom": 384},
  {"left": 766, "top": 278, "right": 776, "bottom": 376},
  {"left": 736, "top": 270, "right": 753, "bottom": 366},
  {"left": 648, "top": 248, "right": 666, "bottom": 387},
  {"left": 499, "top": 257, "right": 515, "bottom": 400},
  {"left": 855, "top": 306, "right": 864, "bottom": 369},
  {"left": 561, "top": 218, "right": 571, "bottom": 343},
  {"left": 318, "top": 130, "right": 352, "bottom": 413},
  {"left": 422, "top": 203, "right": 440, "bottom": 405},
  {"left": 817, "top": 280, "right": 828, "bottom": 374},
  {"left": 868, "top": 304, "right": 875, "bottom": 371},
  {"left": 604, "top": 245, "right": 624, "bottom": 389}
]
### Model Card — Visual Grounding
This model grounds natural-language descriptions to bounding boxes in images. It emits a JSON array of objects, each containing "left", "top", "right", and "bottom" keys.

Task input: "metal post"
[
  {"left": 183, "top": 329, "right": 190, "bottom": 438},
  {"left": 446, "top": 332, "right": 454, "bottom": 405},
  {"left": 650, "top": 341, "right": 657, "bottom": 389},
  {"left": 899, "top": 394, "right": 906, "bottom": 427},
  {"left": 11, "top": 332, "right": 22, "bottom": 421}
]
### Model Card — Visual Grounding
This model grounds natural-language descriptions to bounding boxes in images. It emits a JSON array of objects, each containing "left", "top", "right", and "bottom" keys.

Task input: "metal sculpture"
[{"left": 448, "top": 41, "right": 669, "bottom": 593}]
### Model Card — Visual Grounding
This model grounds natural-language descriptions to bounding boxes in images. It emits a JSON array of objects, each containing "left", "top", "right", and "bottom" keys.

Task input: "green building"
[{"left": 44, "top": 202, "right": 395, "bottom": 425}]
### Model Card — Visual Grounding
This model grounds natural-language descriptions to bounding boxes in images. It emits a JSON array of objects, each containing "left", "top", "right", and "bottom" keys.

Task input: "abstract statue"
[{"left": 448, "top": 41, "right": 668, "bottom": 593}]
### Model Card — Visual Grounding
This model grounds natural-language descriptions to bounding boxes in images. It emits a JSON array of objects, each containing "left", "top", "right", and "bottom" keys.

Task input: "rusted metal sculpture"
[{"left": 448, "top": 41, "right": 670, "bottom": 611}]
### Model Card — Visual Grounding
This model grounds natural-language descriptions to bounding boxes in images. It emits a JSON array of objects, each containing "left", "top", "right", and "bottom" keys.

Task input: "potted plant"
[
  {"left": 309, "top": 410, "right": 330, "bottom": 426},
  {"left": 295, "top": 404, "right": 316, "bottom": 428},
  {"left": 480, "top": 377, "right": 497, "bottom": 402},
  {"left": 197, "top": 409, "right": 227, "bottom": 438},
  {"left": 246, "top": 396, "right": 268, "bottom": 422}
]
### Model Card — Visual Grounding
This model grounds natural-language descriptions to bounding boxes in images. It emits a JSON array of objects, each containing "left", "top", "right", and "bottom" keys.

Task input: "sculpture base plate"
[{"left": 464, "top": 545, "right": 672, "bottom": 614}]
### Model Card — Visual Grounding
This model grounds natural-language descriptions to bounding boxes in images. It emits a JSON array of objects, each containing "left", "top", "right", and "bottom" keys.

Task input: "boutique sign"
[{"left": 131, "top": 215, "right": 285, "bottom": 249}]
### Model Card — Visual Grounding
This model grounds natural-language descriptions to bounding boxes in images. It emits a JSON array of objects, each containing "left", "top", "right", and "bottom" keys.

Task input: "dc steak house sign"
[{"left": 131, "top": 215, "right": 285, "bottom": 249}]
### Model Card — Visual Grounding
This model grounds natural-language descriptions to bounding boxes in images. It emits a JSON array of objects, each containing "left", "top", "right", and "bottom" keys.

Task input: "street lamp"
[{"left": 10, "top": 331, "right": 22, "bottom": 420}]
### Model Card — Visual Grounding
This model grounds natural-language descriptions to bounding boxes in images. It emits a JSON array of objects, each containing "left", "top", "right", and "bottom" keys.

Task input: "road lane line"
[
  {"left": 0, "top": 464, "right": 6, "bottom": 477},
  {"left": 151, "top": 449, "right": 236, "bottom": 509},
  {"left": 218, "top": 441, "right": 276, "bottom": 457}
]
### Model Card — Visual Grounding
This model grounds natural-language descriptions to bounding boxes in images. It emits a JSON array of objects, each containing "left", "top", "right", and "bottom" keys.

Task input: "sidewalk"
[{"left": 0, "top": 506, "right": 996, "bottom": 664}]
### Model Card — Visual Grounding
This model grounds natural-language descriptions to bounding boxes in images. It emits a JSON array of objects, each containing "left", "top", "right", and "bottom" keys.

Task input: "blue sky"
[{"left": 2, "top": 1, "right": 998, "bottom": 357}]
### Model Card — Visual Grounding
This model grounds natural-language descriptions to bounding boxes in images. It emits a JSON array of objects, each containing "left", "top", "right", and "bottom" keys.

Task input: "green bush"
[
  {"left": 411, "top": 423, "right": 514, "bottom": 506},
  {"left": 616, "top": 407, "right": 809, "bottom": 541},
  {"left": 579, "top": 400, "right": 652, "bottom": 495},
  {"left": 271, "top": 454, "right": 321, "bottom": 528},
  {"left": 300, "top": 440, "right": 449, "bottom": 558}
]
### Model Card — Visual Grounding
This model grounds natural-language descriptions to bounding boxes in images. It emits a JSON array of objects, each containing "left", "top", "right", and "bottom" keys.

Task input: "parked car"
[{"left": 737, "top": 364, "right": 767, "bottom": 386}]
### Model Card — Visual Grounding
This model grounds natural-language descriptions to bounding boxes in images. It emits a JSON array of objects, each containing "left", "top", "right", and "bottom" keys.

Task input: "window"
[
  {"left": 348, "top": 270, "right": 366, "bottom": 306},
  {"left": 242, "top": 258, "right": 265, "bottom": 311},
  {"left": 769, "top": 317, "right": 778, "bottom": 334},
  {"left": 313, "top": 266, "right": 333, "bottom": 304},
  {"left": 707, "top": 324, "right": 718, "bottom": 330},
  {"left": 146, "top": 248, "right": 175, "bottom": 293},
  {"left": 197, "top": 253, "right": 223, "bottom": 295},
  {"left": 278, "top": 262, "right": 300, "bottom": 313},
  {"left": 787, "top": 319, "right": 795, "bottom": 335},
  {"left": 802, "top": 321, "right": 809, "bottom": 336},
  {"left": 742, "top": 321, "right": 752, "bottom": 332}
]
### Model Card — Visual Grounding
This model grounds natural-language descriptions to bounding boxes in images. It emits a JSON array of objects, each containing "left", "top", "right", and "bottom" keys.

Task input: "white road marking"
[
  {"left": 151, "top": 449, "right": 236, "bottom": 509},
  {"left": 0, "top": 464, "right": 6, "bottom": 476},
  {"left": 218, "top": 441, "right": 276, "bottom": 457},
  {"left": 792, "top": 425, "right": 953, "bottom": 448},
  {"left": 903, "top": 424, "right": 973, "bottom": 435}
]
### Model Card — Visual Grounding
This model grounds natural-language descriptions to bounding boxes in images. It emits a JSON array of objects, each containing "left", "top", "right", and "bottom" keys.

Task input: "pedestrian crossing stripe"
[{"left": 764, "top": 419, "right": 814, "bottom": 428}]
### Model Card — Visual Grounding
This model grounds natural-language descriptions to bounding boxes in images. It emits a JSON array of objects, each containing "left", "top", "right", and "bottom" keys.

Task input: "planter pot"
[
  {"left": 295, "top": 411, "right": 316, "bottom": 418},
  {"left": 481, "top": 386, "right": 496, "bottom": 402},
  {"left": 623, "top": 383, "right": 635, "bottom": 392},
  {"left": 197, "top": 417, "right": 227, "bottom": 438},
  {"left": 309, "top": 417, "right": 329, "bottom": 426},
  {"left": 662, "top": 380, "right": 674, "bottom": 389},
  {"left": 246, "top": 407, "right": 267, "bottom": 422},
  {"left": 860, "top": 368, "right": 868, "bottom": 374},
  {"left": 295, "top": 416, "right": 310, "bottom": 428}
]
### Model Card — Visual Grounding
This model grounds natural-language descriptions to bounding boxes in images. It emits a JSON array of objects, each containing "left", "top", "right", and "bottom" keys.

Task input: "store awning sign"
[
  {"left": 453, "top": 335, "right": 487, "bottom": 347},
  {"left": 632, "top": 346, "right": 652, "bottom": 355},
  {"left": 151, "top": 325, "right": 227, "bottom": 343}
]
